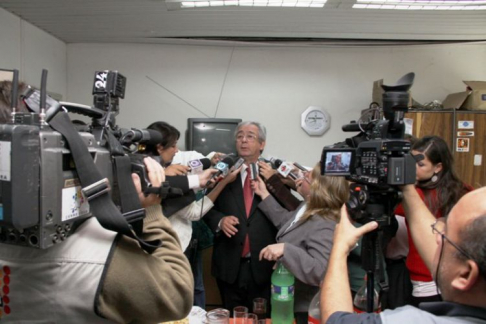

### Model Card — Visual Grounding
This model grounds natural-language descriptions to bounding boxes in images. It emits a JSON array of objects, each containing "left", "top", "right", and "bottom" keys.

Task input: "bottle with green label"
[{"left": 271, "top": 260, "right": 295, "bottom": 324}]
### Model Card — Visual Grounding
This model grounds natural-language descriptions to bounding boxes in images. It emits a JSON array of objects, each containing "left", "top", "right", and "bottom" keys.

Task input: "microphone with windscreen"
[
  {"left": 188, "top": 158, "right": 211, "bottom": 175},
  {"left": 205, "top": 156, "right": 235, "bottom": 187}
]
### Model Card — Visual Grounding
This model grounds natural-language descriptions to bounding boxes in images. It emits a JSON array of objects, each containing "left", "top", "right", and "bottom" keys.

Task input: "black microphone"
[
  {"left": 268, "top": 157, "right": 283, "bottom": 169},
  {"left": 293, "top": 162, "right": 308, "bottom": 172},
  {"left": 121, "top": 128, "right": 163, "bottom": 146},
  {"left": 188, "top": 158, "right": 211, "bottom": 175},
  {"left": 205, "top": 156, "right": 235, "bottom": 187}
]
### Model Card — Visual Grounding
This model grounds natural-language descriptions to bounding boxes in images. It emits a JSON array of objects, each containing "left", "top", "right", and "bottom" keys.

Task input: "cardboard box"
[{"left": 442, "top": 81, "right": 486, "bottom": 110}]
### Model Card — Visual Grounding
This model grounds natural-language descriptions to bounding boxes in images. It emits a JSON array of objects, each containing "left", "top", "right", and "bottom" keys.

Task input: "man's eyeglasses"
[
  {"left": 431, "top": 218, "right": 474, "bottom": 261},
  {"left": 236, "top": 133, "right": 258, "bottom": 142}
]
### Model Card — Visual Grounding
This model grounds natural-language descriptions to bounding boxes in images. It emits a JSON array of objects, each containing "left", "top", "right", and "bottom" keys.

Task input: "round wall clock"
[{"left": 301, "top": 106, "right": 331, "bottom": 136}]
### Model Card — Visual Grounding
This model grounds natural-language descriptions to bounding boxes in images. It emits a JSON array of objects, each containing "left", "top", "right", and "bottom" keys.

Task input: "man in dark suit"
[{"left": 204, "top": 121, "right": 277, "bottom": 314}]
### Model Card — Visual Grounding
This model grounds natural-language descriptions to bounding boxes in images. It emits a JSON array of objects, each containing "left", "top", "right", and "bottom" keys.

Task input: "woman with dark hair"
[
  {"left": 396, "top": 135, "right": 473, "bottom": 306},
  {"left": 252, "top": 164, "right": 349, "bottom": 323},
  {"left": 146, "top": 121, "right": 181, "bottom": 167}
]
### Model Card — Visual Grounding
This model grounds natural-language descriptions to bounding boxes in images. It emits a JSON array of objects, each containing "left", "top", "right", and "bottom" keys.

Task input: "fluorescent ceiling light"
[
  {"left": 173, "top": 0, "right": 327, "bottom": 8},
  {"left": 353, "top": 0, "right": 486, "bottom": 10}
]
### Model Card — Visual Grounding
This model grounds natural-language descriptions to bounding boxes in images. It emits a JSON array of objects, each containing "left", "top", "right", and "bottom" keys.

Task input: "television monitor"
[{"left": 186, "top": 118, "right": 242, "bottom": 156}]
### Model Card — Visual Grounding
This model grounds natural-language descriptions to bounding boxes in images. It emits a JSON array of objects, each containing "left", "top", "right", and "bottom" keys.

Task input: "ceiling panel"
[{"left": 0, "top": 0, "right": 485, "bottom": 44}]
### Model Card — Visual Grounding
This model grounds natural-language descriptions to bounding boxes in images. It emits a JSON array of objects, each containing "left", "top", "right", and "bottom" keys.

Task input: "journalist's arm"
[
  {"left": 96, "top": 158, "right": 194, "bottom": 323},
  {"left": 321, "top": 206, "right": 379, "bottom": 323}
]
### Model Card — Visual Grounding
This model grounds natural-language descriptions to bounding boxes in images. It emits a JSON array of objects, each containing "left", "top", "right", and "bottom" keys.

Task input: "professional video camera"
[
  {"left": 321, "top": 73, "right": 417, "bottom": 312},
  {"left": 321, "top": 72, "right": 416, "bottom": 227},
  {"left": 0, "top": 69, "right": 163, "bottom": 252}
]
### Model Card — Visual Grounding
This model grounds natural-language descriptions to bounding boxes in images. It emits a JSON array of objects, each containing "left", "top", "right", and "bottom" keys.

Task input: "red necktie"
[{"left": 241, "top": 173, "right": 252, "bottom": 257}]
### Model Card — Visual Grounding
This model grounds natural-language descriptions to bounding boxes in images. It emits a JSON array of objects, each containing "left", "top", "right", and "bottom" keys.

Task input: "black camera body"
[
  {"left": 321, "top": 72, "right": 417, "bottom": 226},
  {"left": 0, "top": 70, "right": 152, "bottom": 249},
  {"left": 321, "top": 137, "right": 415, "bottom": 188}
]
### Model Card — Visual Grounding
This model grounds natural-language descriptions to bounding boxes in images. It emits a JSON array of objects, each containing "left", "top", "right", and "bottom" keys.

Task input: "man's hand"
[
  {"left": 220, "top": 216, "right": 239, "bottom": 238},
  {"left": 259, "top": 243, "right": 285, "bottom": 261},
  {"left": 258, "top": 161, "right": 277, "bottom": 180},
  {"left": 333, "top": 205, "right": 378, "bottom": 255},
  {"left": 251, "top": 176, "right": 270, "bottom": 200},
  {"left": 165, "top": 164, "right": 190, "bottom": 176},
  {"left": 198, "top": 168, "right": 220, "bottom": 188},
  {"left": 132, "top": 157, "right": 166, "bottom": 208}
]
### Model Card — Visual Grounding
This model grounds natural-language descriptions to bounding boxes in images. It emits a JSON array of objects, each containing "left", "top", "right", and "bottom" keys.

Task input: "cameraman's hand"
[
  {"left": 198, "top": 168, "right": 219, "bottom": 188},
  {"left": 258, "top": 161, "right": 276, "bottom": 180},
  {"left": 165, "top": 164, "right": 190, "bottom": 176},
  {"left": 132, "top": 157, "right": 165, "bottom": 208},
  {"left": 333, "top": 205, "right": 378, "bottom": 255}
]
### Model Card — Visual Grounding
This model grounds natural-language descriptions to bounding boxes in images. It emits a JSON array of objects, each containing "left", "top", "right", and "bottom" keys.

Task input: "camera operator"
[
  {"left": 321, "top": 185, "right": 486, "bottom": 323},
  {"left": 0, "top": 81, "right": 194, "bottom": 323}
]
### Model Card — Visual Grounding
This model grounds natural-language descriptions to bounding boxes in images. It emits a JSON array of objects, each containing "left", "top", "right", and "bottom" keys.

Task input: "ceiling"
[{"left": 1, "top": 0, "right": 485, "bottom": 45}]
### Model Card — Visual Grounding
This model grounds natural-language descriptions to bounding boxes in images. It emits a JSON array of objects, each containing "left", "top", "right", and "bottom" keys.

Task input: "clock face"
[
  {"left": 301, "top": 106, "right": 331, "bottom": 136},
  {"left": 305, "top": 110, "right": 326, "bottom": 130}
]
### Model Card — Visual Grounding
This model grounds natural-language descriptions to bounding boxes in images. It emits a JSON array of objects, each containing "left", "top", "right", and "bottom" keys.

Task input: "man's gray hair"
[{"left": 235, "top": 121, "right": 267, "bottom": 143}]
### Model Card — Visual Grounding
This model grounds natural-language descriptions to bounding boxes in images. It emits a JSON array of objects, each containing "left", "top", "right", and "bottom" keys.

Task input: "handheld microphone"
[
  {"left": 269, "top": 157, "right": 284, "bottom": 169},
  {"left": 120, "top": 128, "right": 163, "bottom": 146},
  {"left": 188, "top": 158, "right": 211, "bottom": 175},
  {"left": 249, "top": 163, "right": 259, "bottom": 180},
  {"left": 205, "top": 156, "right": 235, "bottom": 186},
  {"left": 277, "top": 161, "right": 294, "bottom": 178},
  {"left": 232, "top": 157, "right": 245, "bottom": 171},
  {"left": 293, "top": 162, "right": 309, "bottom": 172}
]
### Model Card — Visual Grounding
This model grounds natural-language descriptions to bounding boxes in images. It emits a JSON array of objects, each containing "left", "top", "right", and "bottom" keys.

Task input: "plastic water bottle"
[
  {"left": 353, "top": 275, "right": 381, "bottom": 313},
  {"left": 271, "top": 261, "right": 294, "bottom": 324},
  {"left": 307, "top": 291, "right": 321, "bottom": 323}
]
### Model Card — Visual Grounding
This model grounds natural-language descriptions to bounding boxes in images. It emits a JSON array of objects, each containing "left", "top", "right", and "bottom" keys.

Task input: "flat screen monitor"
[{"left": 186, "top": 118, "right": 242, "bottom": 156}]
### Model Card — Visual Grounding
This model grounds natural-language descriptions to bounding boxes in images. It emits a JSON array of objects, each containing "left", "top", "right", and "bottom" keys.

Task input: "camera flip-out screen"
[{"left": 321, "top": 149, "right": 354, "bottom": 176}]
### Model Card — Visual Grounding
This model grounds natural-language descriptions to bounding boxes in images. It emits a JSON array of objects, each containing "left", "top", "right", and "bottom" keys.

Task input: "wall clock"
[{"left": 301, "top": 106, "right": 331, "bottom": 136}]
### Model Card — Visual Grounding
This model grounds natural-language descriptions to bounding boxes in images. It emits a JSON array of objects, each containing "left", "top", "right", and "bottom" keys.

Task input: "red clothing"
[{"left": 395, "top": 185, "right": 473, "bottom": 282}]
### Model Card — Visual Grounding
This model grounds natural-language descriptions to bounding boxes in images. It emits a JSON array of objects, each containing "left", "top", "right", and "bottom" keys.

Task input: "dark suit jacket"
[
  {"left": 204, "top": 174, "right": 278, "bottom": 285},
  {"left": 162, "top": 176, "right": 196, "bottom": 217}
]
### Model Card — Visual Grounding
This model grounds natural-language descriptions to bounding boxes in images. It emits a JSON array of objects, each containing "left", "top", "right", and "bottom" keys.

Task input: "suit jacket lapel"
[{"left": 228, "top": 174, "right": 246, "bottom": 218}]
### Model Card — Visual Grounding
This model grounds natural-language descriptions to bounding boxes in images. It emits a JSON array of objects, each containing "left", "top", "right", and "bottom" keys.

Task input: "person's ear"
[
  {"left": 156, "top": 144, "right": 165, "bottom": 154},
  {"left": 434, "top": 162, "right": 443, "bottom": 174},
  {"left": 451, "top": 260, "right": 480, "bottom": 292}
]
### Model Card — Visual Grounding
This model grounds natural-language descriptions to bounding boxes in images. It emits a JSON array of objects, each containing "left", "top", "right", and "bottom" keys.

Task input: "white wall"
[
  {"left": 0, "top": 8, "right": 67, "bottom": 97},
  {"left": 66, "top": 42, "right": 486, "bottom": 166}
]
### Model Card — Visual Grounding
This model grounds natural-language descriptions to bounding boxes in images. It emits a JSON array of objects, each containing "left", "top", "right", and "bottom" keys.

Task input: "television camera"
[
  {"left": 0, "top": 69, "right": 164, "bottom": 252},
  {"left": 321, "top": 72, "right": 417, "bottom": 312}
]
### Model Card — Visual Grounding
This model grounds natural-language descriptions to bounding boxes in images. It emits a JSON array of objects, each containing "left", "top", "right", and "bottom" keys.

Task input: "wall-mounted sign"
[{"left": 456, "top": 138, "right": 470, "bottom": 152}]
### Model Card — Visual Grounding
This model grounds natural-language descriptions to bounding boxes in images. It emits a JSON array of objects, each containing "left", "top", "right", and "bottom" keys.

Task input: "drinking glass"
[
  {"left": 252, "top": 297, "right": 267, "bottom": 320},
  {"left": 206, "top": 308, "right": 230, "bottom": 324},
  {"left": 233, "top": 306, "right": 249, "bottom": 324}
]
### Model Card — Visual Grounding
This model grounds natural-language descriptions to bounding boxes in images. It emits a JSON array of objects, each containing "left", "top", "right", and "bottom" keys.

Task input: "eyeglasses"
[
  {"left": 431, "top": 218, "right": 474, "bottom": 261},
  {"left": 236, "top": 133, "right": 258, "bottom": 142}
]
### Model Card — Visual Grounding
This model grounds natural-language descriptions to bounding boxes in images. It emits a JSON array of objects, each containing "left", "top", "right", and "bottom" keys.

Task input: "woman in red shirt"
[{"left": 396, "top": 135, "right": 472, "bottom": 307}]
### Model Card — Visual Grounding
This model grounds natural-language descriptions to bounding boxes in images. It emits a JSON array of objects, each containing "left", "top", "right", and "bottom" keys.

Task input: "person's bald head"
[{"left": 451, "top": 187, "right": 486, "bottom": 280}]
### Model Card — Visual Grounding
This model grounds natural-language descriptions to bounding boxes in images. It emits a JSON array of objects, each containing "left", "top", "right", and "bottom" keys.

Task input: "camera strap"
[{"left": 49, "top": 111, "right": 162, "bottom": 254}]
